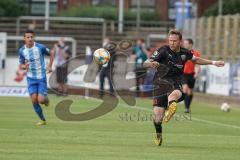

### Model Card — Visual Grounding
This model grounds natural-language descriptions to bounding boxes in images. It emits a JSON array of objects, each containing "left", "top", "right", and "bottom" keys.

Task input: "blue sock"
[{"left": 33, "top": 103, "right": 46, "bottom": 121}]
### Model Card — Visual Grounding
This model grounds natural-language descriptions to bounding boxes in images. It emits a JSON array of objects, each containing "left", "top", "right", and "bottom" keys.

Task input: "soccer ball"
[
  {"left": 93, "top": 48, "right": 110, "bottom": 65},
  {"left": 220, "top": 103, "right": 230, "bottom": 112}
]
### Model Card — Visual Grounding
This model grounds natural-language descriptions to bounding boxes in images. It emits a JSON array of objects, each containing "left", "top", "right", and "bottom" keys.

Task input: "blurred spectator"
[
  {"left": 51, "top": 38, "right": 71, "bottom": 96},
  {"left": 28, "top": 20, "right": 36, "bottom": 31},
  {"left": 132, "top": 38, "right": 148, "bottom": 96},
  {"left": 99, "top": 37, "right": 116, "bottom": 98},
  {"left": 143, "top": 48, "right": 156, "bottom": 95}
]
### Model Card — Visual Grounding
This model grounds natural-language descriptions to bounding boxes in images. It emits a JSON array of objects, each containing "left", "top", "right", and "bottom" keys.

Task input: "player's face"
[
  {"left": 24, "top": 33, "right": 35, "bottom": 48},
  {"left": 168, "top": 34, "right": 181, "bottom": 52},
  {"left": 183, "top": 40, "right": 192, "bottom": 50}
]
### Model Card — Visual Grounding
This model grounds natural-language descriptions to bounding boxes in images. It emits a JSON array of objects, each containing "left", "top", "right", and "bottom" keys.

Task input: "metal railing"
[
  {"left": 146, "top": 34, "right": 167, "bottom": 47},
  {"left": 183, "top": 14, "right": 240, "bottom": 61},
  {"left": 106, "top": 20, "right": 174, "bottom": 36},
  {"left": 0, "top": 16, "right": 176, "bottom": 55},
  {"left": 16, "top": 16, "right": 107, "bottom": 42}
]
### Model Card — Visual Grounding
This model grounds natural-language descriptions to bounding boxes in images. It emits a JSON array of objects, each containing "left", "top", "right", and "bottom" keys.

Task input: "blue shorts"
[{"left": 27, "top": 77, "right": 48, "bottom": 96}]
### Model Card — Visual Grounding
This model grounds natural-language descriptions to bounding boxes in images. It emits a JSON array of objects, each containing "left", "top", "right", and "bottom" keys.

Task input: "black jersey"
[{"left": 150, "top": 45, "right": 193, "bottom": 82}]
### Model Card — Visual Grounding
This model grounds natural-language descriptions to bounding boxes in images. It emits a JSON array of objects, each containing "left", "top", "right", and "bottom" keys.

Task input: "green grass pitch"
[{"left": 0, "top": 95, "right": 240, "bottom": 160}]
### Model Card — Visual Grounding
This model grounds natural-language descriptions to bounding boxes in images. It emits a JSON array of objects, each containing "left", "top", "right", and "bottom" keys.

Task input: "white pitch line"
[
  {"left": 69, "top": 97, "right": 240, "bottom": 130},
  {"left": 120, "top": 103, "right": 240, "bottom": 130},
  {"left": 191, "top": 117, "right": 240, "bottom": 129}
]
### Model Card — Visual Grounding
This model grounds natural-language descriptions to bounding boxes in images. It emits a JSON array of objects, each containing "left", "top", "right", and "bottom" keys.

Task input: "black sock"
[
  {"left": 184, "top": 95, "right": 189, "bottom": 109},
  {"left": 187, "top": 95, "right": 193, "bottom": 110},
  {"left": 153, "top": 121, "right": 162, "bottom": 134}
]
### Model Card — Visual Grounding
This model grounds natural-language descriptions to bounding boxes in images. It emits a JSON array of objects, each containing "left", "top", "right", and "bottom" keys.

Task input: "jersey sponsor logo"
[
  {"left": 181, "top": 55, "right": 186, "bottom": 61},
  {"left": 175, "top": 64, "right": 183, "bottom": 69},
  {"left": 168, "top": 61, "right": 183, "bottom": 69}
]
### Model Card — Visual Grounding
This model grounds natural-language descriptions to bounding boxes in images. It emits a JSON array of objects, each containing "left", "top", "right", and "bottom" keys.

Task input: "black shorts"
[
  {"left": 152, "top": 78, "right": 185, "bottom": 108},
  {"left": 56, "top": 65, "right": 68, "bottom": 83},
  {"left": 183, "top": 74, "right": 196, "bottom": 89}
]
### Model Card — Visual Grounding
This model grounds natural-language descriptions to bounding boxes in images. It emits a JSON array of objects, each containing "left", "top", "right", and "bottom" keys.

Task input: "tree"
[{"left": 0, "top": 0, "right": 26, "bottom": 17}]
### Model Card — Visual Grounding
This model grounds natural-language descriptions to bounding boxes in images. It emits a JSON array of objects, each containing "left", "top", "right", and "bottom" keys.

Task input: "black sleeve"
[
  {"left": 185, "top": 50, "right": 193, "bottom": 60},
  {"left": 150, "top": 47, "right": 166, "bottom": 61}
]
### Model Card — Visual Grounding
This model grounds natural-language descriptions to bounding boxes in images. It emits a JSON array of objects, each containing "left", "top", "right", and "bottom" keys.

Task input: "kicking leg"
[{"left": 164, "top": 89, "right": 182, "bottom": 123}]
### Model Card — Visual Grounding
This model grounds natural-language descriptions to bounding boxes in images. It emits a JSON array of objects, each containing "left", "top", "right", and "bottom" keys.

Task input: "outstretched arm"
[
  {"left": 193, "top": 57, "right": 224, "bottom": 67},
  {"left": 143, "top": 59, "right": 160, "bottom": 69}
]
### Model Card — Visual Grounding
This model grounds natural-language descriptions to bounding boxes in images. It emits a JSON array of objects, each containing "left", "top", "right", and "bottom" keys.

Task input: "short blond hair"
[{"left": 168, "top": 29, "right": 182, "bottom": 40}]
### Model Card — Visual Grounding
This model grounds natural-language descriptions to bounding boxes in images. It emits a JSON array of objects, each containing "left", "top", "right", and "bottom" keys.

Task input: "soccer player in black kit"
[{"left": 143, "top": 30, "right": 224, "bottom": 146}]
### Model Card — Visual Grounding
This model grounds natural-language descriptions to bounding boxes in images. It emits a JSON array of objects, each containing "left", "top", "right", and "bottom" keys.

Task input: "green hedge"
[
  {"left": 58, "top": 5, "right": 160, "bottom": 21},
  {"left": 0, "top": 0, "right": 26, "bottom": 17},
  {"left": 204, "top": 0, "right": 240, "bottom": 16}
]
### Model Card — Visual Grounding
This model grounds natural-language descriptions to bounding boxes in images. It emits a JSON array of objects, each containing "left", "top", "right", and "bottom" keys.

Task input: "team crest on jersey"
[
  {"left": 181, "top": 55, "right": 186, "bottom": 61},
  {"left": 152, "top": 51, "right": 159, "bottom": 57}
]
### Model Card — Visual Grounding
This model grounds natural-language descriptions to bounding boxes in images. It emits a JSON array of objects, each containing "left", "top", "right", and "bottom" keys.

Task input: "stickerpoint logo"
[{"left": 49, "top": 40, "right": 177, "bottom": 121}]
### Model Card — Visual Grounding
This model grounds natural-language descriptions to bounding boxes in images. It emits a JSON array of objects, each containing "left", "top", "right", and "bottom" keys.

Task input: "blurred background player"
[
  {"left": 28, "top": 20, "right": 36, "bottom": 31},
  {"left": 144, "top": 29, "right": 224, "bottom": 146},
  {"left": 132, "top": 38, "right": 148, "bottom": 96},
  {"left": 19, "top": 30, "right": 54, "bottom": 126},
  {"left": 182, "top": 38, "right": 201, "bottom": 113},
  {"left": 51, "top": 38, "right": 71, "bottom": 96},
  {"left": 99, "top": 37, "right": 116, "bottom": 98},
  {"left": 143, "top": 47, "right": 156, "bottom": 96}
]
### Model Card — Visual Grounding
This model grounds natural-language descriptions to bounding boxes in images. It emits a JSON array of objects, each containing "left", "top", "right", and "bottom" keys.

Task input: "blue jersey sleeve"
[
  {"left": 18, "top": 48, "right": 25, "bottom": 64},
  {"left": 42, "top": 45, "right": 50, "bottom": 56},
  {"left": 37, "top": 43, "right": 50, "bottom": 56}
]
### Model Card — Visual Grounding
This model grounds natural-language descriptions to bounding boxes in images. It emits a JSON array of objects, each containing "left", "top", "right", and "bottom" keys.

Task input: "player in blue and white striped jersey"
[{"left": 19, "top": 30, "right": 54, "bottom": 126}]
